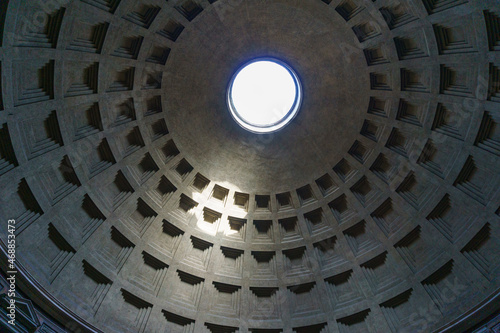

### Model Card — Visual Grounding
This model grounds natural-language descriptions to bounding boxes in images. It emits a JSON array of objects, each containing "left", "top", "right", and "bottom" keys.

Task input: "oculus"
[{"left": 227, "top": 58, "right": 302, "bottom": 133}]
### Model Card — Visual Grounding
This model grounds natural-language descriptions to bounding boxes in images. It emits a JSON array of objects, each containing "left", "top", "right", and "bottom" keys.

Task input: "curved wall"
[{"left": 0, "top": 0, "right": 499, "bottom": 332}]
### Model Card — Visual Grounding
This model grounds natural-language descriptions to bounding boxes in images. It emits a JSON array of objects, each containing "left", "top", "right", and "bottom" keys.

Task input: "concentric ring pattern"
[{"left": 0, "top": 0, "right": 499, "bottom": 332}]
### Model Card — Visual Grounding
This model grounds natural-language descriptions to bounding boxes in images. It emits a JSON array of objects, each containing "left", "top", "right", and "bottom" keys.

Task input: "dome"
[{"left": 0, "top": 0, "right": 499, "bottom": 332}]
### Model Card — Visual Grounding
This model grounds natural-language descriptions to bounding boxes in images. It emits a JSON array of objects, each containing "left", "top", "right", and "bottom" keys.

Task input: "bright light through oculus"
[
  {"left": 227, "top": 58, "right": 302, "bottom": 133},
  {"left": 231, "top": 61, "right": 295, "bottom": 126}
]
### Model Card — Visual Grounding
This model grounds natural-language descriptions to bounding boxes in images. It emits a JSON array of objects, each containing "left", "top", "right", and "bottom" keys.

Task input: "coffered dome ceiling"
[{"left": 0, "top": 0, "right": 499, "bottom": 332}]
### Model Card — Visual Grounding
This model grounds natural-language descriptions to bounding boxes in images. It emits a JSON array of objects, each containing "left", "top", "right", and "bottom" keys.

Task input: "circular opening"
[{"left": 227, "top": 58, "right": 302, "bottom": 133}]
